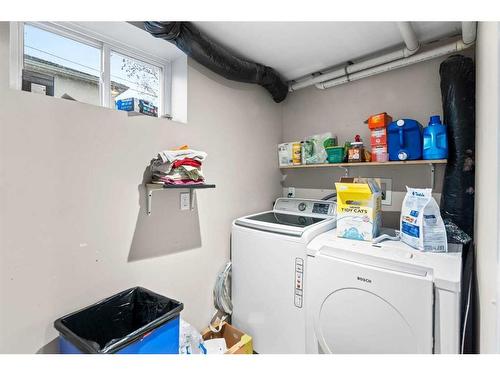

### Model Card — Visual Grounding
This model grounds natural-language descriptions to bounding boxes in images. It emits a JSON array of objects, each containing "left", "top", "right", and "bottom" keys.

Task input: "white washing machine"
[
  {"left": 231, "top": 198, "right": 336, "bottom": 354},
  {"left": 306, "top": 229, "right": 462, "bottom": 354}
]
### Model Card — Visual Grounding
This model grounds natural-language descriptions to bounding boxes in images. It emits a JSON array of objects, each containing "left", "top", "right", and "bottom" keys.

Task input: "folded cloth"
[
  {"left": 153, "top": 166, "right": 204, "bottom": 181},
  {"left": 172, "top": 158, "right": 202, "bottom": 169},
  {"left": 151, "top": 149, "right": 207, "bottom": 177},
  {"left": 158, "top": 149, "right": 207, "bottom": 164},
  {"left": 155, "top": 177, "right": 205, "bottom": 185}
]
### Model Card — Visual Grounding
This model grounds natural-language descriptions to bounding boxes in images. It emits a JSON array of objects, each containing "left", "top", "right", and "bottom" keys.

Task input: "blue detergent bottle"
[{"left": 423, "top": 115, "right": 448, "bottom": 160}]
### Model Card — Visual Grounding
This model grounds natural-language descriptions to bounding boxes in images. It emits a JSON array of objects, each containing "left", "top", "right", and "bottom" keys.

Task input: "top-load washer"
[
  {"left": 306, "top": 229, "right": 462, "bottom": 354},
  {"left": 231, "top": 198, "right": 336, "bottom": 353}
]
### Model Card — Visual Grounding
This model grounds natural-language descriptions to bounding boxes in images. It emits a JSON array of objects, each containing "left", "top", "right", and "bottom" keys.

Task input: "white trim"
[
  {"left": 101, "top": 44, "right": 111, "bottom": 108},
  {"left": 162, "top": 62, "right": 172, "bottom": 117},
  {"left": 9, "top": 22, "right": 23, "bottom": 90}
]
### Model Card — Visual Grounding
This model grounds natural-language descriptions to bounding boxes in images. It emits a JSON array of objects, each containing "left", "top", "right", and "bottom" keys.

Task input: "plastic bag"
[
  {"left": 179, "top": 319, "right": 206, "bottom": 354},
  {"left": 303, "top": 132, "right": 332, "bottom": 164},
  {"left": 400, "top": 187, "right": 447, "bottom": 252}
]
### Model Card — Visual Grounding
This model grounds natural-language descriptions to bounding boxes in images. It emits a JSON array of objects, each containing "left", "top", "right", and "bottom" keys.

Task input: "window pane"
[
  {"left": 23, "top": 24, "right": 101, "bottom": 105},
  {"left": 110, "top": 51, "right": 161, "bottom": 112}
]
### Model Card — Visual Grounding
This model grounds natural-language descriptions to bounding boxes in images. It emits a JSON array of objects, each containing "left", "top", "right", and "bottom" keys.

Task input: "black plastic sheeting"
[
  {"left": 439, "top": 55, "right": 475, "bottom": 238},
  {"left": 143, "top": 22, "right": 289, "bottom": 103},
  {"left": 54, "top": 287, "right": 183, "bottom": 353}
]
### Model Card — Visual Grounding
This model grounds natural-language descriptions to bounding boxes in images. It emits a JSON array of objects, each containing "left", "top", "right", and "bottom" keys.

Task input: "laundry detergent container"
[
  {"left": 54, "top": 287, "right": 183, "bottom": 354},
  {"left": 387, "top": 119, "right": 423, "bottom": 161}
]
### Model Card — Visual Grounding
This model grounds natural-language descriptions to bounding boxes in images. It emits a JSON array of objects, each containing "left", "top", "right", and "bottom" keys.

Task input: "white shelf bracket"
[
  {"left": 429, "top": 163, "right": 436, "bottom": 189},
  {"left": 146, "top": 184, "right": 162, "bottom": 216},
  {"left": 338, "top": 165, "right": 349, "bottom": 177}
]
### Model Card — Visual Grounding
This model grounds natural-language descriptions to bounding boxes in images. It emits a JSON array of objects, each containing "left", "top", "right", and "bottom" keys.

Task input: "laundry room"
[{"left": 0, "top": 1, "right": 499, "bottom": 373}]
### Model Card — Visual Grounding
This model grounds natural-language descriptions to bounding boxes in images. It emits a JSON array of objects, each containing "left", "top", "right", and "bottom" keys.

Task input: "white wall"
[
  {"left": 0, "top": 22, "right": 283, "bottom": 353},
  {"left": 281, "top": 51, "right": 473, "bottom": 205},
  {"left": 475, "top": 21, "right": 500, "bottom": 353}
]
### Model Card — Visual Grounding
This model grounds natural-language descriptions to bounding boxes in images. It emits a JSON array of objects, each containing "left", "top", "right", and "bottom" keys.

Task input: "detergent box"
[{"left": 335, "top": 178, "right": 382, "bottom": 241}]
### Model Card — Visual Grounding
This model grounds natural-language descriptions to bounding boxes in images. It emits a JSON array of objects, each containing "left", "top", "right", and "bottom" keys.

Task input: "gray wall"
[
  {"left": 475, "top": 22, "right": 499, "bottom": 353},
  {"left": 281, "top": 49, "right": 474, "bottom": 205},
  {"left": 0, "top": 22, "right": 282, "bottom": 353}
]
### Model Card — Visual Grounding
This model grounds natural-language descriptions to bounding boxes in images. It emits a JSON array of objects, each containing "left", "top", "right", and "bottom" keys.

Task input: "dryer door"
[{"left": 308, "top": 253, "right": 434, "bottom": 354}]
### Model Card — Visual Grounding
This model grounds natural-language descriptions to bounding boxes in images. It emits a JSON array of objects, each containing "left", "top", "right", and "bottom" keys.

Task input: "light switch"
[{"left": 180, "top": 192, "right": 190, "bottom": 210}]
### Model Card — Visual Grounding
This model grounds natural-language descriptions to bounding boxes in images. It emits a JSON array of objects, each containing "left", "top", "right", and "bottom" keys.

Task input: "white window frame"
[{"left": 10, "top": 21, "right": 172, "bottom": 117}]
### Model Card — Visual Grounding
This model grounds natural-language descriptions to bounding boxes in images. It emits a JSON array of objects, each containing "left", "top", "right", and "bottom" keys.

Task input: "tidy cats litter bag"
[{"left": 400, "top": 187, "right": 448, "bottom": 252}]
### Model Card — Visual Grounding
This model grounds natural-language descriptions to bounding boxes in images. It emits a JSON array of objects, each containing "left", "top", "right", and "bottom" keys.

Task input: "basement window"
[
  {"left": 11, "top": 22, "right": 172, "bottom": 118},
  {"left": 110, "top": 51, "right": 161, "bottom": 110},
  {"left": 23, "top": 24, "right": 101, "bottom": 105}
]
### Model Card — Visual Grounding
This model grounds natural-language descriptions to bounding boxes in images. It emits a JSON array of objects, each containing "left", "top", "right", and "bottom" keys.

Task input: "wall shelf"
[
  {"left": 146, "top": 183, "right": 216, "bottom": 215},
  {"left": 280, "top": 159, "right": 447, "bottom": 188},
  {"left": 279, "top": 159, "right": 447, "bottom": 169}
]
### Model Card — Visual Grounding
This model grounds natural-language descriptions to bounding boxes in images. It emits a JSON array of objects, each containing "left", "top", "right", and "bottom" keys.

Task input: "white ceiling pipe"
[
  {"left": 461, "top": 21, "right": 477, "bottom": 45},
  {"left": 316, "top": 39, "right": 471, "bottom": 90},
  {"left": 397, "top": 22, "right": 420, "bottom": 52},
  {"left": 289, "top": 23, "right": 420, "bottom": 92}
]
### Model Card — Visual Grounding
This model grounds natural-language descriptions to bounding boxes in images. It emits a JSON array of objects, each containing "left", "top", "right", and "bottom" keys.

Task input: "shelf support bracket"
[
  {"left": 338, "top": 165, "right": 349, "bottom": 177},
  {"left": 429, "top": 163, "right": 435, "bottom": 189},
  {"left": 146, "top": 184, "right": 162, "bottom": 216}
]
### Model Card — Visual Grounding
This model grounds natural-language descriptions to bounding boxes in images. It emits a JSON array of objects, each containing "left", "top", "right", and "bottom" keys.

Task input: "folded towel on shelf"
[{"left": 150, "top": 147, "right": 208, "bottom": 186}]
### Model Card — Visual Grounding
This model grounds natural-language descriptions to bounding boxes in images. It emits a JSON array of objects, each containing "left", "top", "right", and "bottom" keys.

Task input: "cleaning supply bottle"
[
  {"left": 387, "top": 119, "right": 423, "bottom": 161},
  {"left": 423, "top": 115, "right": 449, "bottom": 160}
]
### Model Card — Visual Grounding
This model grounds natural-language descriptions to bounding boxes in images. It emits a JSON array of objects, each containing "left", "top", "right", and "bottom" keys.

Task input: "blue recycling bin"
[{"left": 54, "top": 287, "right": 183, "bottom": 354}]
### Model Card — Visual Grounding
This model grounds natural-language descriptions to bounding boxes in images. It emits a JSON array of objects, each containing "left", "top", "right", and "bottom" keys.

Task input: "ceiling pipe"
[
  {"left": 315, "top": 38, "right": 473, "bottom": 90},
  {"left": 289, "top": 22, "right": 420, "bottom": 92},
  {"left": 316, "top": 22, "right": 477, "bottom": 90},
  {"left": 397, "top": 22, "right": 420, "bottom": 52},
  {"left": 461, "top": 21, "right": 477, "bottom": 45}
]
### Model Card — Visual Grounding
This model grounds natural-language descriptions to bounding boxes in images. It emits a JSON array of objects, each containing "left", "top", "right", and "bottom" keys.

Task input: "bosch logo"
[{"left": 357, "top": 276, "right": 372, "bottom": 283}]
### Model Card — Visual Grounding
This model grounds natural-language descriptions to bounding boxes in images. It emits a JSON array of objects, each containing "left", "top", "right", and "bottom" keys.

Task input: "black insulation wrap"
[
  {"left": 144, "top": 21, "right": 289, "bottom": 103},
  {"left": 54, "top": 287, "right": 183, "bottom": 353},
  {"left": 439, "top": 55, "right": 475, "bottom": 238}
]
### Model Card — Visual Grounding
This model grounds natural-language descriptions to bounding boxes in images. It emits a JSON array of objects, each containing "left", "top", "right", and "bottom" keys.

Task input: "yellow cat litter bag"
[{"left": 335, "top": 178, "right": 382, "bottom": 241}]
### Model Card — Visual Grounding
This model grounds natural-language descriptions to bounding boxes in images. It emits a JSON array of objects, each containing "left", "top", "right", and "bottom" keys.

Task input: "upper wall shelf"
[
  {"left": 279, "top": 159, "right": 447, "bottom": 169},
  {"left": 280, "top": 159, "right": 447, "bottom": 189}
]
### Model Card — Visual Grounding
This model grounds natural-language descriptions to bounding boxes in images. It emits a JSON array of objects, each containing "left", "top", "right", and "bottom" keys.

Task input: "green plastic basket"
[{"left": 325, "top": 146, "right": 345, "bottom": 163}]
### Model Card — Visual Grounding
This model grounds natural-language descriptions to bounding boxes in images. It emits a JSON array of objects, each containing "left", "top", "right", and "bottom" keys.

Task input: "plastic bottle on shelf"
[{"left": 423, "top": 115, "right": 449, "bottom": 160}]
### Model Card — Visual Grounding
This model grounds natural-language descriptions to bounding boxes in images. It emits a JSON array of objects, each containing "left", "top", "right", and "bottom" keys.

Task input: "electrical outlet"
[
  {"left": 180, "top": 192, "right": 190, "bottom": 210},
  {"left": 288, "top": 187, "right": 295, "bottom": 198},
  {"left": 378, "top": 178, "right": 393, "bottom": 206}
]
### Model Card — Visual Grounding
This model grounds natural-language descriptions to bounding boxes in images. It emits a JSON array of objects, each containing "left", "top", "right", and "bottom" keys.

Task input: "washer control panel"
[
  {"left": 274, "top": 198, "right": 335, "bottom": 218},
  {"left": 294, "top": 258, "right": 304, "bottom": 308}
]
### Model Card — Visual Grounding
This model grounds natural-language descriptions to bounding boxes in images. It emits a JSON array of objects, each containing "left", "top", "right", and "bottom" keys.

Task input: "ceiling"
[
  {"left": 193, "top": 22, "right": 462, "bottom": 80},
  {"left": 70, "top": 21, "right": 185, "bottom": 61}
]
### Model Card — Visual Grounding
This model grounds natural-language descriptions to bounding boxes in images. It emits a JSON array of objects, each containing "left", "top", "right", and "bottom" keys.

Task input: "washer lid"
[
  {"left": 235, "top": 212, "right": 330, "bottom": 237},
  {"left": 245, "top": 212, "right": 325, "bottom": 228}
]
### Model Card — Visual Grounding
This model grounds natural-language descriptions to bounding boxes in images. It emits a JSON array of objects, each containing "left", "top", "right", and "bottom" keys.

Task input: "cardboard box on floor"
[
  {"left": 335, "top": 177, "right": 382, "bottom": 241},
  {"left": 201, "top": 321, "right": 253, "bottom": 354}
]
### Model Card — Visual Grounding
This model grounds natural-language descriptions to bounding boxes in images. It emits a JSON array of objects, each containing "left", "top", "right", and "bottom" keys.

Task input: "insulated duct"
[
  {"left": 439, "top": 54, "right": 475, "bottom": 238},
  {"left": 143, "top": 22, "right": 288, "bottom": 103}
]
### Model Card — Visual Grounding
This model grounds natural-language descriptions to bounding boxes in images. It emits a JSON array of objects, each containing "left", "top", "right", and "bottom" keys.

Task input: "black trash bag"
[
  {"left": 144, "top": 21, "right": 289, "bottom": 103},
  {"left": 54, "top": 287, "right": 183, "bottom": 353},
  {"left": 439, "top": 55, "right": 475, "bottom": 238},
  {"left": 444, "top": 218, "right": 472, "bottom": 245}
]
